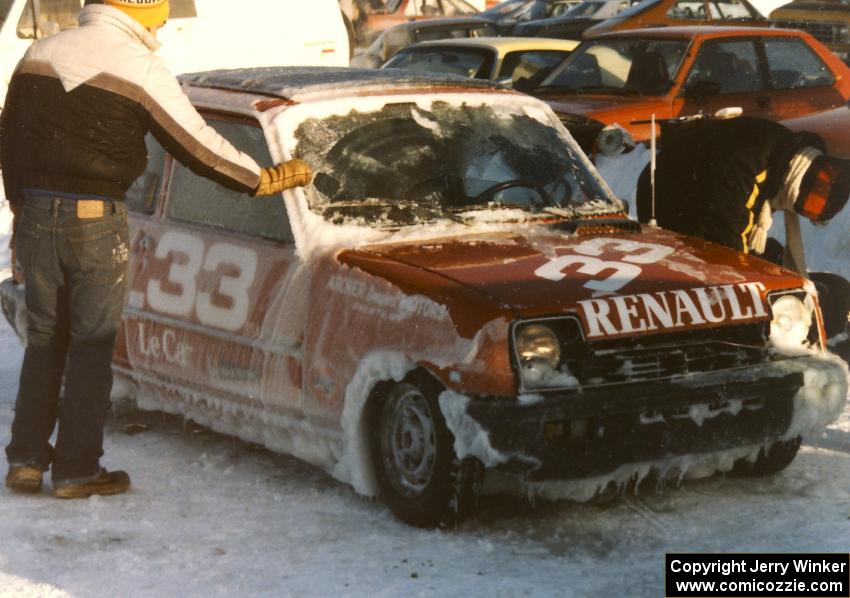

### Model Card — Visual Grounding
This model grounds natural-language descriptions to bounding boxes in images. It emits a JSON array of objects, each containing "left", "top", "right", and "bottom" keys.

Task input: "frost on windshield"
[{"left": 292, "top": 101, "right": 616, "bottom": 229}]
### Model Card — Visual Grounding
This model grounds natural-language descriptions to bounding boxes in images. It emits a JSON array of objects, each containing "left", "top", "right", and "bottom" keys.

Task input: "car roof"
[
  {"left": 590, "top": 25, "right": 806, "bottom": 38},
  {"left": 400, "top": 36, "right": 580, "bottom": 53},
  {"left": 181, "top": 66, "right": 512, "bottom": 105},
  {"left": 392, "top": 15, "right": 497, "bottom": 30}
]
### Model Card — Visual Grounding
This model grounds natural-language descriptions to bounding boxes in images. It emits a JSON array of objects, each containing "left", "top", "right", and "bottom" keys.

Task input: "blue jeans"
[{"left": 5, "top": 191, "right": 128, "bottom": 481}]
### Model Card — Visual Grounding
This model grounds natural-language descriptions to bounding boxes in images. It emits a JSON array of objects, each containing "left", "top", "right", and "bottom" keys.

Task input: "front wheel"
[
  {"left": 371, "top": 375, "right": 475, "bottom": 527},
  {"left": 730, "top": 436, "right": 802, "bottom": 477}
]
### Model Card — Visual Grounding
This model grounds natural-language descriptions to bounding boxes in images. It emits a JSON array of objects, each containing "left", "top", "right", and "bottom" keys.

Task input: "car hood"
[
  {"left": 541, "top": 94, "right": 663, "bottom": 120},
  {"left": 338, "top": 224, "right": 804, "bottom": 340}
]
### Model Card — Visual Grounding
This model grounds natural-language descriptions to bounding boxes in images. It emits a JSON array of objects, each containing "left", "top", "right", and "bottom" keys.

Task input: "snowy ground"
[
  {"left": 0, "top": 191, "right": 847, "bottom": 596},
  {"left": 0, "top": 316, "right": 848, "bottom": 597}
]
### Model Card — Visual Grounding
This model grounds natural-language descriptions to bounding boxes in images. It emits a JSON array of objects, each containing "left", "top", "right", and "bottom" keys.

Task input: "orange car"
[
  {"left": 584, "top": 0, "right": 765, "bottom": 36},
  {"left": 2, "top": 68, "right": 845, "bottom": 526},
  {"left": 531, "top": 26, "right": 850, "bottom": 151}
]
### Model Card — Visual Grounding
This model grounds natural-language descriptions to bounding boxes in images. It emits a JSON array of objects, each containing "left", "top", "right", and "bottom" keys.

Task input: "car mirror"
[
  {"left": 683, "top": 79, "right": 721, "bottom": 100},
  {"left": 512, "top": 76, "right": 534, "bottom": 92}
]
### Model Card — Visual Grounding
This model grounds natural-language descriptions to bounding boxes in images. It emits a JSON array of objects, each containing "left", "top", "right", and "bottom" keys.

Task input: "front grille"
[
  {"left": 773, "top": 19, "right": 850, "bottom": 46},
  {"left": 562, "top": 322, "right": 771, "bottom": 386},
  {"left": 571, "top": 340, "right": 770, "bottom": 385}
]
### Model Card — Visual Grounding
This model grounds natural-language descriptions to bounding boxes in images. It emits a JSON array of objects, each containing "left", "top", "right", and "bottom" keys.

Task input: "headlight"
[
  {"left": 595, "top": 124, "right": 634, "bottom": 156},
  {"left": 769, "top": 294, "right": 814, "bottom": 354},
  {"left": 516, "top": 324, "right": 561, "bottom": 384}
]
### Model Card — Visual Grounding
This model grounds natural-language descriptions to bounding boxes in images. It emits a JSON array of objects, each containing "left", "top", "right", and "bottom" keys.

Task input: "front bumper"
[{"left": 454, "top": 355, "right": 848, "bottom": 482}]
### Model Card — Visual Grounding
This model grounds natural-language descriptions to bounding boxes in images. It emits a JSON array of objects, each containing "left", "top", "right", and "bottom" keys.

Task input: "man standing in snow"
[{"left": 0, "top": 0, "right": 312, "bottom": 498}]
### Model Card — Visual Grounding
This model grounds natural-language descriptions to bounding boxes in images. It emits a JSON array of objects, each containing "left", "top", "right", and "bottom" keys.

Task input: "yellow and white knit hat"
[{"left": 105, "top": 0, "right": 169, "bottom": 28}]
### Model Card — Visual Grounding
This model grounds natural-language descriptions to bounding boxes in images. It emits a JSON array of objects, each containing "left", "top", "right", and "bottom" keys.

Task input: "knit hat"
[{"left": 105, "top": 0, "right": 169, "bottom": 28}]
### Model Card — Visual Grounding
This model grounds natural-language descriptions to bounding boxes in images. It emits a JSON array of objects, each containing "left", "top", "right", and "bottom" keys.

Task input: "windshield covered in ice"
[
  {"left": 290, "top": 99, "right": 619, "bottom": 230},
  {"left": 540, "top": 36, "right": 688, "bottom": 96}
]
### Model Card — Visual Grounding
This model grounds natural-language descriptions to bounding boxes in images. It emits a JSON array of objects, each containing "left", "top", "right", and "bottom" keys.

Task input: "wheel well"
[{"left": 361, "top": 368, "right": 447, "bottom": 487}]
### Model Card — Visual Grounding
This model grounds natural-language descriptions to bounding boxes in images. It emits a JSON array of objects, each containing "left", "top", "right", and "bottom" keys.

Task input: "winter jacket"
[
  {"left": 636, "top": 117, "right": 799, "bottom": 253},
  {"left": 0, "top": 4, "right": 261, "bottom": 203}
]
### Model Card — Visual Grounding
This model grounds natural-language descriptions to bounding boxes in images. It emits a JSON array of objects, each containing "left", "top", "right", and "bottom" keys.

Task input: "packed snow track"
[{"left": 0, "top": 317, "right": 848, "bottom": 597}]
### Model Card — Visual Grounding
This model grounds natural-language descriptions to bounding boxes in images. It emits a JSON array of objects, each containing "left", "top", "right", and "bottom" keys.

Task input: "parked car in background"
[
  {"left": 344, "top": 0, "right": 479, "bottom": 47},
  {"left": 530, "top": 27, "right": 850, "bottom": 152},
  {"left": 583, "top": 0, "right": 764, "bottom": 37},
  {"left": 351, "top": 16, "right": 499, "bottom": 67},
  {"left": 382, "top": 36, "right": 578, "bottom": 87},
  {"left": 4, "top": 66, "right": 845, "bottom": 527},
  {"left": 478, "top": 0, "right": 582, "bottom": 31},
  {"left": 770, "top": 0, "right": 850, "bottom": 63},
  {"left": 511, "top": 0, "right": 634, "bottom": 39},
  {"left": 0, "top": 0, "right": 350, "bottom": 108}
]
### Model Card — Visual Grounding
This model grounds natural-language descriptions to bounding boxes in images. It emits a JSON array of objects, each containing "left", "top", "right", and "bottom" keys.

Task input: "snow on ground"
[{"left": 0, "top": 316, "right": 848, "bottom": 597}]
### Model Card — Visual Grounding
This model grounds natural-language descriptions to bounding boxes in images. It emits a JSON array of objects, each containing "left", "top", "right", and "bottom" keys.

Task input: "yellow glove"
[{"left": 254, "top": 159, "right": 314, "bottom": 196}]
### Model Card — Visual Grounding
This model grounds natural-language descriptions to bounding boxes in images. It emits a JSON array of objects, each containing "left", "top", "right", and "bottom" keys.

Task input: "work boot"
[
  {"left": 53, "top": 469, "right": 130, "bottom": 499},
  {"left": 5, "top": 465, "right": 43, "bottom": 494}
]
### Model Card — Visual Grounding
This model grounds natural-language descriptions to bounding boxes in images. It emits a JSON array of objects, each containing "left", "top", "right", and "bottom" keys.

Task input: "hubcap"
[{"left": 380, "top": 384, "right": 437, "bottom": 499}]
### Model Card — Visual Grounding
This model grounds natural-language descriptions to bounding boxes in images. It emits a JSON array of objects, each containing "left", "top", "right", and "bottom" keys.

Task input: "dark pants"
[{"left": 5, "top": 191, "right": 128, "bottom": 481}]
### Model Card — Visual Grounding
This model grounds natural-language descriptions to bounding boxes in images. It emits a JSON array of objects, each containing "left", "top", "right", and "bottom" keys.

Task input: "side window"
[
  {"left": 167, "top": 118, "right": 295, "bottom": 244},
  {"left": 17, "top": 0, "right": 81, "bottom": 39},
  {"left": 126, "top": 134, "right": 167, "bottom": 215},
  {"left": 666, "top": 0, "right": 706, "bottom": 19},
  {"left": 706, "top": 0, "right": 754, "bottom": 19},
  {"left": 499, "top": 50, "right": 572, "bottom": 85},
  {"left": 763, "top": 38, "right": 835, "bottom": 90},
  {"left": 684, "top": 40, "right": 764, "bottom": 94}
]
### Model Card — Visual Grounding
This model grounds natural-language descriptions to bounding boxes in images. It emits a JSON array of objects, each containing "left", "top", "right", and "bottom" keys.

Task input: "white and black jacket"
[{"left": 0, "top": 4, "right": 261, "bottom": 202}]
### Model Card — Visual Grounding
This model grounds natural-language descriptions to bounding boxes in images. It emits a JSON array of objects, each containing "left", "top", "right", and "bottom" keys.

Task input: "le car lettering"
[
  {"left": 534, "top": 238, "right": 675, "bottom": 293},
  {"left": 146, "top": 231, "right": 258, "bottom": 331},
  {"left": 578, "top": 282, "right": 768, "bottom": 337},
  {"left": 137, "top": 323, "right": 193, "bottom": 367}
]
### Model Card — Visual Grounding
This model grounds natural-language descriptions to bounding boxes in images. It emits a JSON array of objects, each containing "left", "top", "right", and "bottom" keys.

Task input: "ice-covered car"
[
  {"left": 2, "top": 68, "right": 847, "bottom": 527},
  {"left": 531, "top": 27, "right": 850, "bottom": 152},
  {"left": 381, "top": 36, "right": 578, "bottom": 87}
]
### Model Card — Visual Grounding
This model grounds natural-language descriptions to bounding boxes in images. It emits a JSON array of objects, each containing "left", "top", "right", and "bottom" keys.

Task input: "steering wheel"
[{"left": 471, "top": 179, "right": 552, "bottom": 207}]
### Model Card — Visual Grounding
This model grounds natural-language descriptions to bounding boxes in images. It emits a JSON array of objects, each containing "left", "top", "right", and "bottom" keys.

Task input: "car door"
[
  {"left": 121, "top": 114, "right": 304, "bottom": 423},
  {"left": 678, "top": 37, "right": 771, "bottom": 120},
  {"left": 758, "top": 35, "right": 847, "bottom": 121}
]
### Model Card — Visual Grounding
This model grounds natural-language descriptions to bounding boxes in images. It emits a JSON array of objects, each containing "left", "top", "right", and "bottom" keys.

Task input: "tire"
[
  {"left": 370, "top": 373, "right": 475, "bottom": 527},
  {"left": 730, "top": 436, "right": 802, "bottom": 477}
]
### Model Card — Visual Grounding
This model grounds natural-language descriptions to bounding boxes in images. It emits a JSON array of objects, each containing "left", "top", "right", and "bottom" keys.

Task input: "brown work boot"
[
  {"left": 5, "top": 465, "right": 43, "bottom": 494},
  {"left": 53, "top": 469, "right": 130, "bottom": 499}
]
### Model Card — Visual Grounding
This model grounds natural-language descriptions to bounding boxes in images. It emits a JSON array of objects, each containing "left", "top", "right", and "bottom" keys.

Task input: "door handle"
[{"left": 756, "top": 95, "right": 771, "bottom": 109}]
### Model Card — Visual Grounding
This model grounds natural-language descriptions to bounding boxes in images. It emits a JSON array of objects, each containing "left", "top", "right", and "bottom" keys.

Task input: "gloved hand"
[{"left": 254, "top": 159, "right": 314, "bottom": 196}]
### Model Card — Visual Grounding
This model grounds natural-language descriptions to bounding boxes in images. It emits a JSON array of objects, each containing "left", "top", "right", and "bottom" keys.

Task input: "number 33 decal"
[
  {"left": 534, "top": 238, "right": 674, "bottom": 293},
  {"left": 146, "top": 231, "right": 257, "bottom": 331}
]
